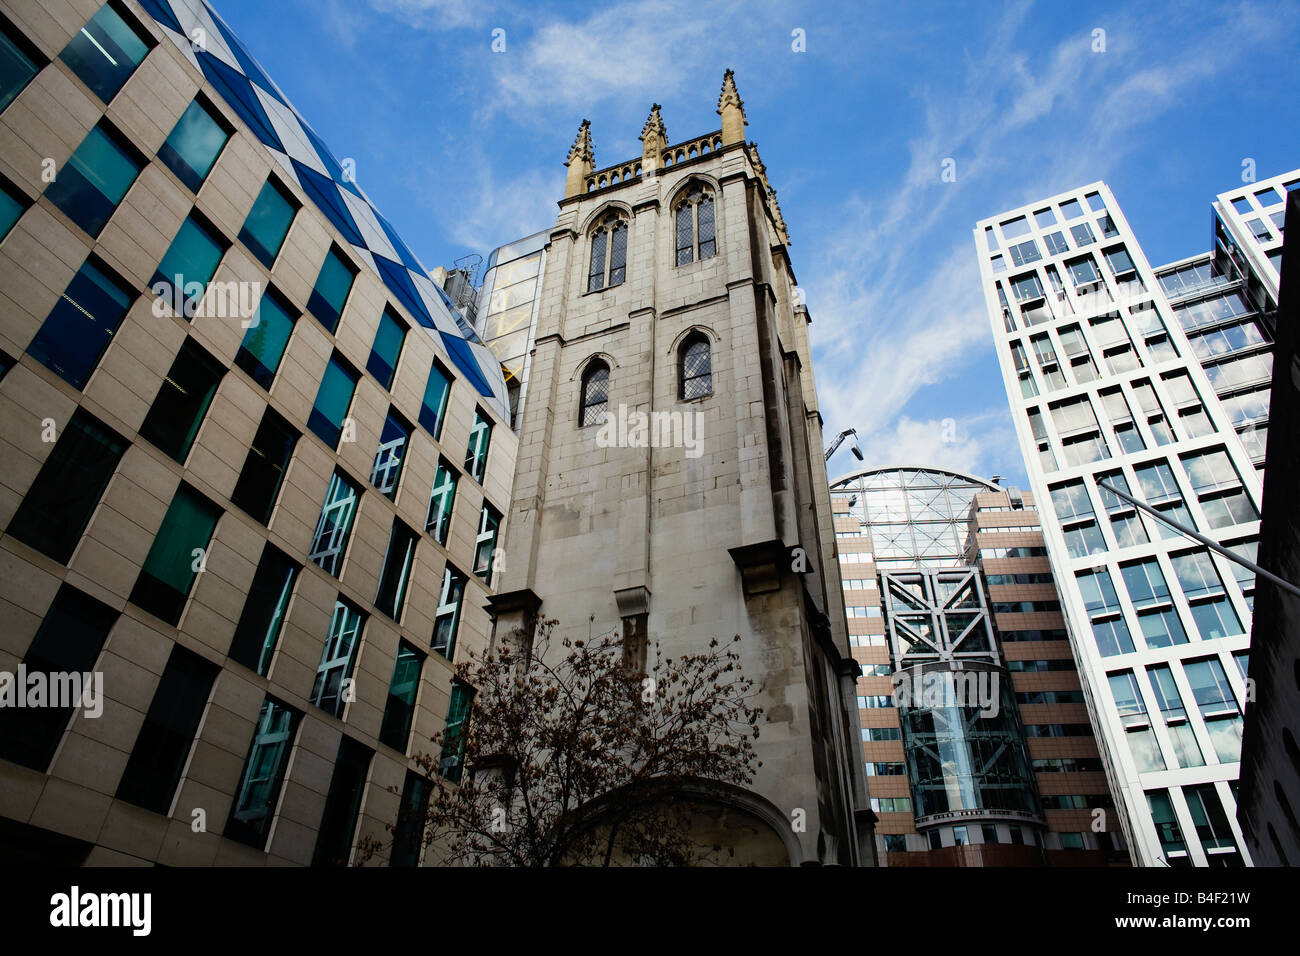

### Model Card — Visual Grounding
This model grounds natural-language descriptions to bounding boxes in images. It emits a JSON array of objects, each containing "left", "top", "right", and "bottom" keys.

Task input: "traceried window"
[
  {"left": 679, "top": 333, "right": 712, "bottom": 399},
  {"left": 580, "top": 360, "right": 610, "bottom": 426},
  {"left": 587, "top": 213, "right": 628, "bottom": 292},
  {"left": 675, "top": 185, "right": 716, "bottom": 265}
]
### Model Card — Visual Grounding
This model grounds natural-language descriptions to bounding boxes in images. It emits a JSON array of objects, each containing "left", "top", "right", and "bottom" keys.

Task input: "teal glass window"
[
  {"left": 370, "top": 409, "right": 411, "bottom": 500},
  {"left": 419, "top": 361, "right": 451, "bottom": 438},
  {"left": 238, "top": 176, "right": 296, "bottom": 267},
  {"left": 6, "top": 409, "right": 127, "bottom": 563},
  {"left": 390, "top": 772, "right": 430, "bottom": 866},
  {"left": 438, "top": 681, "right": 474, "bottom": 782},
  {"left": 151, "top": 212, "right": 226, "bottom": 319},
  {"left": 27, "top": 257, "right": 135, "bottom": 389},
  {"left": 225, "top": 697, "right": 300, "bottom": 849},
  {"left": 309, "top": 470, "right": 361, "bottom": 577},
  {"left": 0, "top": 585, "right": 117, "bottom": 771},
  {"left": 380, "top": 641, "right": 424, "bottom": 753},
  {"left": 138, "top": 338, "right": 225, "bottom": 463},
  {"left": 473, "top": 503, "right": 500, "bottom": 580},
  {"left": 307, "top": 245, "right": 356, "bottom": 333},
  {"left": 432, "top": 564, "right": 466, "bottom": 659},
  {"left": 375, "top": 520, "right": 417, "bottom": 621},
  {"left": 158, "top": 97, "right": 230, "bottom": 192},
  {"left": 425, "top": 458, "right": 457, "bottom": 544},
  {"left": 367, "top": 307, "right": 406, "bottom": 389},
  {"left": 234, "top": 288, "right": 296, "bottom": 389},
  {"left": 59, "top": 2, "right": 153, "bottom": 103},
  {"left": 0, "top": 175, "right": 29, "bottom": 239},
  {"left": 312, "top": 736, "right": 372, "bottom": 867},
  {"left": 312, "top": 598, "right": 363, "bottom": 717},
  {"left": 308, "top": 353, "right": 358, "bottom": 449},
  {"left": 228, "top": 543, "right": 299, "bottom": 676},
  {"left": 230, "top": 407, "right": 298, "bottom": 525},
  {"left": 129, "top": 482, "right": 221, "bottom": 625},
  {"left": 45, "top": 122, "right": 142, "bottom": 237},
  {"left": 465, "top": 408, "right": 491, "bottom": 483},
  {"left": 0, "top": 17, "right": 42, "bottom": 113},
  {"left": 115, "top": 645, "right": 218, "bottom": 813}
]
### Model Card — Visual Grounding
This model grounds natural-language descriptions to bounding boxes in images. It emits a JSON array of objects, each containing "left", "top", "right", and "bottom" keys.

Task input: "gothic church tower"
[{"left": 489, "top": 71, "right": 873, "bottom": 865}]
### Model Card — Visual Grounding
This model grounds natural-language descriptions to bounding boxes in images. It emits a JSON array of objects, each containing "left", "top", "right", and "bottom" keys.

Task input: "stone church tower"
[{"left": 488, "top": 72, "right": 873, "bottom": 865}]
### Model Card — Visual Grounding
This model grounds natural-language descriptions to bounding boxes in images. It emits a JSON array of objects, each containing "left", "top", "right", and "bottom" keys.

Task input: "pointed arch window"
[
  {"left": 680, "top": 333, "right": 713, "bottom": 399},
  {"left": 580, "top": 360, "right": 610, "bottom": 426},
  {"left": 588, "top": 214, "right": 628, "bottom": 292},
  {"left": 675, "top": 186, "right": 716, "bottom": 266}
]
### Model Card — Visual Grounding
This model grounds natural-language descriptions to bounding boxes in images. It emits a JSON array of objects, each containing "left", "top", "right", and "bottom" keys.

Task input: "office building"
[
  {"left": 976, "top": 179, "right": 1272, "bottom": 866},
  {"left": 830, "top": 466, "right": 1125, "bottom": 865},
  {"left": 0, "top": 0, "right": 514, "bottom": 864}
]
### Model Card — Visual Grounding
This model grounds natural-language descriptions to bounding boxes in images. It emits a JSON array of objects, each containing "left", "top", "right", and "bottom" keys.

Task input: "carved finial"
[
  {"left": 717, "top": 69, "right": 748, "bottom": 145},
  {"left": 564, "top": 119, "right": 595, "bottom": 198},
  {"left": 639, "top": 104, "right": 668, "bottom": 148},
  {"left": 566, "top": 119, "right": 594, "bottom": 168}
]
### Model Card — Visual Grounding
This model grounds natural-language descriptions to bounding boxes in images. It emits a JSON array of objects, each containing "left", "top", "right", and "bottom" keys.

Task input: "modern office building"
[
  {"left": 829, "top": 466, "right": 1125, "bottom": 865},
  {"left": 1237, "top": 189, "right": 1300, "bottom": 867},
  {"left": 486, "top": 76, "right": 874, "bottom": 865},
  {"left": 0, "top": 0, "right": 515, "bottom": 865},
  {"left": 976, "top": 179, "right": 1274, "bottom": 866},
  {"left": 472, "top": 230, "right": 548, "bottom": 429}
]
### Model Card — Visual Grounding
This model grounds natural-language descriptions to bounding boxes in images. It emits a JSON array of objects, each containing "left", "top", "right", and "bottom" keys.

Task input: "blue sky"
[{"left": 210, "top": 0, "right": 1300, "bottom": 486}]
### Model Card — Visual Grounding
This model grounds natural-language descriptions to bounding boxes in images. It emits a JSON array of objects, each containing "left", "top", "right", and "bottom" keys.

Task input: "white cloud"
[{"left": 806, "top": 1, "right": 1293, "bottom": 485}]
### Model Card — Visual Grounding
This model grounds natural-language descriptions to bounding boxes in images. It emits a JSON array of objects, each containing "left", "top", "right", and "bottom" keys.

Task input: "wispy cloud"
[{"left": 804, "top": 0, "right": 1296, "bottom": 483}]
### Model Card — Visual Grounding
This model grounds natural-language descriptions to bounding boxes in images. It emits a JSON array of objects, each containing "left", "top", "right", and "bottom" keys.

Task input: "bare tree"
[{"left": 359, "top": 618, "right": 763, "bottom": 866}]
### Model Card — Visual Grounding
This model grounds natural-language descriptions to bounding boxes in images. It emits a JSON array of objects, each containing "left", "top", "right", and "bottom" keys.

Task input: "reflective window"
[
  {"left": 375, "top": 520, "right": 418, "bottom": 621},
  {"left": 380, "top": 641, "right": 424, "bottom": 753},
  {"left": 309, "top": 353, "right": 359, "bottom": 449},
  {"left": 234, "top": 288, "right": 296, "bottom": 389},
  {"left": 45, "top": 122, "right": 142, "bottom": 237},
  {"left": 432, "top": 564, "right": 466, "bottom": 660},
  {"left": 152, "top": 213, "right": 227, "bottom": 319},
  {"left": 238, "top": 177, "right": 297, "bottom": 267},
  {"left": 115, "top": 645, "right": 217, "bottom": 813},
  {"left": 367, "top": 307, "right": 406, "bottom": 390},
  {"left": 230, "top": 407, "right": 298, "bottom": 526},
  {"left": 425, "top": 459, "right": 457, "bottom": 544},
  {"left": 158, "top": 97, "right": 230, "bottom": 192},
  {"left": 465, "top": 408, "right": 491, "bottom": 483},
  {"left": 309, "top": 470, "right": 360, "bottom": 577},
  {"left": 439, "top": 681, "right": 474, "bottom": 782},
  {"left": 312, "top": 736, "right": 372, "bottom": 867},
  {"left": 307, "top": 245, "right": 357, "bottom": 332},
  {"left": 129, "top": 482, "right": 222, "bottom": 625},
  {"left": 0, "top": 17, "right": 41, "bottom": 113},
  {"left": 0, "top": 585, "right": 117, "bottom": 770},
  {"left": 473, "top": 503, "right": 501, "bottom": 580},
  {"left": 228, "top": 543, "right": 299, "bottom": 676},
  {"left": 419, "top": 361, "right": 452, "bottom": 438},
  {"left": 312, "top": 599, "right": 363, "bottom": 717},
  {"left": 28, "top": 255, "right": 134, "bottom": 376},
  {"left": 0, "top": 174, "right": 28, "bottom": 240},
  {"left": 139, "top": 338, "right": 225, "bottom": 463},
  {"left": 225, "top": 698, "right": 300, "bottom": 849},
  {"left": 59, "top": 2, "right": 153, "bottom": 103},
  {"left": 6, "top": 408, "right": 127, "bottom": 563},
  {"left": 370, "top": 408, "right": 411, "bottom": 500}
]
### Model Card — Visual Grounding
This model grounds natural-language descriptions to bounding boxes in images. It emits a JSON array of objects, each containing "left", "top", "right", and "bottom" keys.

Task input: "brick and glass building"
[{"left": 830, "top": 466, "right": 1125, "bottom": 865}]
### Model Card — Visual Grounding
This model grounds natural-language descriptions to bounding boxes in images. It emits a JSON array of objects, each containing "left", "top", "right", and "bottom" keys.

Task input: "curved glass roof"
[
  {"left": 830, "top": 466, "right": 1000, "bottom": 570},
  {"left": 138, "top": 0, "right": 509, "bottom": 420}
]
